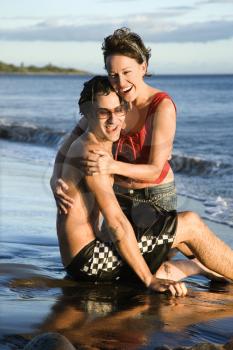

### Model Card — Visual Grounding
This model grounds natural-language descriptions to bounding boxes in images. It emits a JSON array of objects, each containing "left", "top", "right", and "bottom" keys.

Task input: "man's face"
[{"left": 89, "top": 91, "right": 126, "bottom": 143}]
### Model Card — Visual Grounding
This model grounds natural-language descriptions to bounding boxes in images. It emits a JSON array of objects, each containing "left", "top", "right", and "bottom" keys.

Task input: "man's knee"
[
  {"left": 175, "top": 211, "right": 202, "bottom": 246},
  {"left": 179, "top": 211, "right": 202, "bottom": 230}
]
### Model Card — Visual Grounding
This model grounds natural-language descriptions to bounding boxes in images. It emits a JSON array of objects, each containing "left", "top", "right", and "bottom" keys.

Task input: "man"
[
  {"left": 54, "top": 76, "right": 233, "bottom": 297},
  {"left": 56, "top": 76, "right": 190, "bottom": 296}
]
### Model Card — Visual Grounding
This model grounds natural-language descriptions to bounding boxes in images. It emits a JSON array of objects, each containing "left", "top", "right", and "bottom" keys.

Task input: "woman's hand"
[
  {"left": 50, "top": 177, "right": 74, "bottom": 214},
  {"left": 80, "top": 150, "right": 117, "bottom": 176},
  {"left": 148, "top": 276, "right": 187, "bottom": 297}
]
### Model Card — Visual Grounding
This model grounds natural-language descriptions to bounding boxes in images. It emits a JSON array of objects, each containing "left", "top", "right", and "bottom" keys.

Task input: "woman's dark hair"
[
  {"left": 78, "top": 75, "right": 128, "bottom": 117},
  {"left": 102, "top": 27, "right": 151, "bottom": 67}
]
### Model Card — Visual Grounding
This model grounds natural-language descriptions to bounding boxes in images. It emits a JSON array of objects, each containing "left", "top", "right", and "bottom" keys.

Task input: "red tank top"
[{"left": 114, "top": 92, "right": 176, "bottom": 184}]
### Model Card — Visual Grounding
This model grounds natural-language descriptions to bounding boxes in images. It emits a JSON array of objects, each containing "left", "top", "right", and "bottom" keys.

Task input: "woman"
[{"left": 51, "top": 28, "right": 177, "bottom": 216}]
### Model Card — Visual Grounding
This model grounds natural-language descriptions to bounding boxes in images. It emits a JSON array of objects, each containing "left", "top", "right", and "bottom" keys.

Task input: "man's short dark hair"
[{"left": 78, "top": 75, "right": 127, "bottom": 118}]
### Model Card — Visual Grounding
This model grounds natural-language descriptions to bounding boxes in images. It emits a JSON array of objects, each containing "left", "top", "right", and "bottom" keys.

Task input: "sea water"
[{"left": 0, "top": 74, "right": 232, "bottom": 227}]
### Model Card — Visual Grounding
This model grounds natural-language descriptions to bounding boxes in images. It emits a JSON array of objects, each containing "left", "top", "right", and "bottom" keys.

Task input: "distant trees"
[{"left": 0, "top": 61, "right": 90, "bottom": 75}]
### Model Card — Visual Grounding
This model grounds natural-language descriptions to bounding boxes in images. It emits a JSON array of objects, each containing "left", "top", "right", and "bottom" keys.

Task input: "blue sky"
[{"left": 0, "top": 0, "right": 233, "bottom": 74}]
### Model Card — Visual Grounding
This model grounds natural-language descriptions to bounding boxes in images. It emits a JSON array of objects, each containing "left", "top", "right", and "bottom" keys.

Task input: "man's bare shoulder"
[{"left": 67, "top": 132, "right": 104, "bottom": 159}]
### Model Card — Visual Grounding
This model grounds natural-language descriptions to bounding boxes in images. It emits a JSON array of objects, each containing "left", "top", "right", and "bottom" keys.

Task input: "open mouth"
[
  {"left": 121, "top": 85, "right": 133, "bottom": 94},
  {"left": 105, "top": 124, "right": 120, "bottom": 133}
]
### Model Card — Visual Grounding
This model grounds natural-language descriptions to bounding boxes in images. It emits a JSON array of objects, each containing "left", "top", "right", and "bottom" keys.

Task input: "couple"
[{"left": 51, "top": 29, "right": 233, "bottom": 296}]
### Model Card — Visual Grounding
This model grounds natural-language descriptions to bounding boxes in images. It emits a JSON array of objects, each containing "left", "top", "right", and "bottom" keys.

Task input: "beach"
[
  {"left": 1, "top": 139, "right": 233, "bottom": 350},
  {"left": 0, "top": 74, "right": 233, "bottom": 349}
]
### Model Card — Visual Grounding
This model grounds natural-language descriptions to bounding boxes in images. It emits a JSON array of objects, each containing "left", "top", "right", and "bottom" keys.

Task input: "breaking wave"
[
  {"left": 0, "top": 120, "right": 65, "bottom": 147},
  {"left": 171, "top": 154, "right": 232, "bottom": 176},
  {"left": 0, "top": 120, "right": 232, "bottom": 176}
]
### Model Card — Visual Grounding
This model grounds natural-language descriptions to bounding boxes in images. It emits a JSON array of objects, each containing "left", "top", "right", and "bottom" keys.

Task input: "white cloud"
[
  {"left": 198, "top": 0, "right": 233, "bottom": 4},
  {"left": 0, "top": 16, "right": 232, "bottom": 43},
  {"left": 149, "top": 20, "right": 233, "bottom": 43}
]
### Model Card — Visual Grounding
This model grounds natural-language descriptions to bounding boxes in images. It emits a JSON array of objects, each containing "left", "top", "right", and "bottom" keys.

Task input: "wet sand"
[{"left": 1, "top": 143, "right": 233, "bottom": 349}]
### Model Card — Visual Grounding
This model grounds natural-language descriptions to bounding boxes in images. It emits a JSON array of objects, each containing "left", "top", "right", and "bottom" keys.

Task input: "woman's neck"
[{"left": 133, "top": 82, "right": 157, "bottom": 109}]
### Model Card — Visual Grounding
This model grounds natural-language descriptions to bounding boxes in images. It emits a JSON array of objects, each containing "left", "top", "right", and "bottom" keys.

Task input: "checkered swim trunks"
[
  {"left": 66, "top": 193, "right": 177, "bottom": 282},
  {"left": 80, "top": 232, "right": 175, "bottom": 277},
  {"left": 81, "top": 241, "right": 122, "bottom": 275},
  {"left": 66, "top": 215, "right": 176, "bottom": 282}
]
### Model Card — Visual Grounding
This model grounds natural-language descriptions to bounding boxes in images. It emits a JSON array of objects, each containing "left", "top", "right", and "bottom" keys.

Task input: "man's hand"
[
  {"left": 148, "top": 276, "right": 187, "bottom": 297},
  {"left": 50, "top": 177, "right": 74, "bottom": 214}
]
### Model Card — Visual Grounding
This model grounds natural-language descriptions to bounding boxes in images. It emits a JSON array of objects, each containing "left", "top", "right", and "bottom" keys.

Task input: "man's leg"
[
  {"left": 155, "top": 258, "right": 226, "bottom": 282},
  {"left": 176, "top": 243, "right": 195, "bottom": 259},
  {"left": 172, "top": 211, "right": 233, "bottom": 281},
  {"left": 155, "top": 259, "right": 202, "bottom": 281},
  {"left": 175, "top": 242, "right": 227, "bottom": 281}
]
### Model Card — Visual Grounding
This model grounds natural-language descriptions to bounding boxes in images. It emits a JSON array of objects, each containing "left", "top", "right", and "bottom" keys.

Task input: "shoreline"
[
  {"left": 0, "top": 61, "right": 92, "bottom": 76},
  {"left": 1, "top": 72, "right": 233, "bottom": 77},
  {"left": 0, "top": 71, "right": 93, "bottom": 76}
]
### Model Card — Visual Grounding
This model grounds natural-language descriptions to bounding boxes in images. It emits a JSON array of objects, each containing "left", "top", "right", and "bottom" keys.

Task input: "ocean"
[
  {"left": 1, "top": 74, "right": 233, "bottom": 227},
  {"left": 1, "top": 74, "right": 233, "bottom": 349}
]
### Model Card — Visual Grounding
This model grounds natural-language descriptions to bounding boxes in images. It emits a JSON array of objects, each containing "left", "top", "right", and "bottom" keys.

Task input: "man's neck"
[{"left": 86, "top": 131, "right": 113, "bottom": 153}]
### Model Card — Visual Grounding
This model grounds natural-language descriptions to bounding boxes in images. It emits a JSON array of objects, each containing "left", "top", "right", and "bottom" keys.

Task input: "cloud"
[
  {"left": 147, "top": 20, "right": 233, "bottom": 43},
  {"left": 197, "top": 0, "right": 233, "bottom": 4},
  {"left": 160, "top": 6, "right": 196, "bottom": 11},
  {"left": 99, "top": 0, "right": 137, "bottom": 2},
  {"left": 0, "top": 17, "right": 232, "bottom": 43}
]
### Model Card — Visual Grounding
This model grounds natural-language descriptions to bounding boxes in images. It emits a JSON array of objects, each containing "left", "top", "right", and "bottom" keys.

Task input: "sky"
[{"left": 0, "top": 0, "right": 233, "bottom": 74}]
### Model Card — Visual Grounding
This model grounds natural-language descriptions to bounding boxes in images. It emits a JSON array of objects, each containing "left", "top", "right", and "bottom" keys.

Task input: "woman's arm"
[
  {"left": 50, "top": 117, "right": 88, "bottom": 213},
  {"left": 51, "top": 117, "right": 88, "bottom": 184},
  {"left": 114, "top": 99, "right": 176, "bottom": 181},
  {"left": 84, "top": 99, "right": 176, "bottom": 182}
]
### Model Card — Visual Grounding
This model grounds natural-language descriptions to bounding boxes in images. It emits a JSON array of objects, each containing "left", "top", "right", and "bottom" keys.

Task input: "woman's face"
[{"left": 105, "top": 55, "right": 147, "bottom": 102}]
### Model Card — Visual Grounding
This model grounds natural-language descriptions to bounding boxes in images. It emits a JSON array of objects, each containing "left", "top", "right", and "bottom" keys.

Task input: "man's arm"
[{"left": 85, "top": 173, "right": 153, "bottom": 287}]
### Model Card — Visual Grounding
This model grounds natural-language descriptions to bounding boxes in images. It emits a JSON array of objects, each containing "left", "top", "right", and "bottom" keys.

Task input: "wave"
[
  {"left": 1, "top": 121, "right": 232, "bottom": 176},
  {"left": 171, "top": 154, "right": 232, "bottom": 176},
  {"left": 178, "top": 192, "right": 233, "bottom": 228},
  {"left": 0, "top": 120, "right": 65, "bottom": 147}
]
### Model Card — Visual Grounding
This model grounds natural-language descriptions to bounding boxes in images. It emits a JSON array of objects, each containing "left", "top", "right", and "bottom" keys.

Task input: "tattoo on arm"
[{"left": 108, "top": 225, "right": 123, "bottom": 244}]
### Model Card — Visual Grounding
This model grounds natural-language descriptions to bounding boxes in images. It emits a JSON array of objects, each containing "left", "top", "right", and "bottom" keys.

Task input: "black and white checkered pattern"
[
  {"left": 138, "top": 234, "right": 174, "bottom": 254},
  {"left": 81, "top": 233, "right": 174, "bottom": 276},
  {"left": 81, "top": 241, "right": 122, "bottom": 276}
]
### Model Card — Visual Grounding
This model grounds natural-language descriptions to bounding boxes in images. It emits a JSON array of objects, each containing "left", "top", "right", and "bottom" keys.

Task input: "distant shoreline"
[
  {"left": 1, "top": 72, "right": 232, "bottom": 77},
  {"left": 0, "top": 61, "right": 92, "bottom": 76},
  {"left": 0, "top": 71, "right": 93, "bottom": 76},
  {"left": 1, "top": 61, "right": 232, "bottom": 77}
]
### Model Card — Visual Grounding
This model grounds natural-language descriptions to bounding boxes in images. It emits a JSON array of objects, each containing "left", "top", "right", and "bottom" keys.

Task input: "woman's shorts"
[
  {"left": 114, "top": 181, "right": 177, "bottom": 213},
  {"left": 65, "top": 199, "right": 177, "bottom": 283}
]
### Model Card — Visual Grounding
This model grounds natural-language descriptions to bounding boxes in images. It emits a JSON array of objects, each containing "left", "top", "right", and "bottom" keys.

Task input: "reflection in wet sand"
[
  {"left": 41, "top": 285, "right": 233, "bottom": 349},
  {"left": 1, "top": 263, "right": 233, "bottom": 349}
]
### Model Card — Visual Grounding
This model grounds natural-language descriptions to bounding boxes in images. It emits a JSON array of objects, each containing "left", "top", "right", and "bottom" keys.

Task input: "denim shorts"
[{"left": 114, "top": 181, "right": 177, "bottom": 212}]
